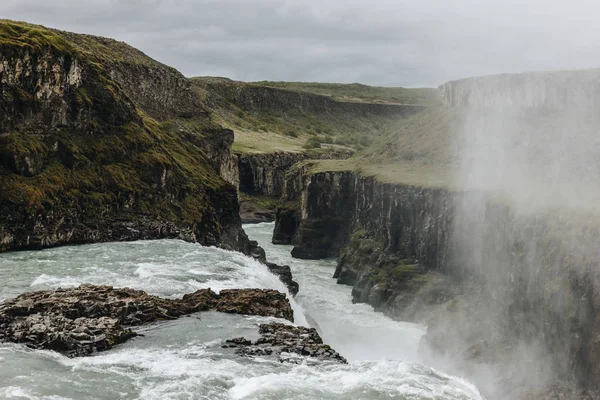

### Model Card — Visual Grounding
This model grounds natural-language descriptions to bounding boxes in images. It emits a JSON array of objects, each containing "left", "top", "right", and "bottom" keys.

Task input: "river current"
[{"left": 0, "top": 222, "right": 483, "bottom": 400}]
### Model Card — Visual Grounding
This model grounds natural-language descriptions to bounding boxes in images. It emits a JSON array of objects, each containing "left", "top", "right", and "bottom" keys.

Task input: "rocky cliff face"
[
  {"left": 220, "top": 152, "right": 307, "bottom": 224},
  {"left": 275, "top": 165, "right": 600, "bottom": 395},
  {"left": 0, "top": 20, "right": 248, "bottom": 252},
  {"left": 440, "top": 69, "right": 600, "bottom": 109},
  {"left": 237, "top": 152, "right": 307, "bottom": 197}
]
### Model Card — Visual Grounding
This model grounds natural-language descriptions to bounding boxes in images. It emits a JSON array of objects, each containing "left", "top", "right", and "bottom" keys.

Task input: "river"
[{"left": 0, "top": 222, "right": 483, "bottom": 399}]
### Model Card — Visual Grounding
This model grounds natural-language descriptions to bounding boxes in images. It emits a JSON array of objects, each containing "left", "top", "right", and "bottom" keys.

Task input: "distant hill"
[{"left": 251, "top": 81, "right": 437, "bottom": 105}]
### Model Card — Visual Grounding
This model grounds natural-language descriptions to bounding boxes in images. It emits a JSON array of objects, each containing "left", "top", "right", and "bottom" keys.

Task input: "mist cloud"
[{"left": 1, "top": 0, "right": 600, "bottom": 86}]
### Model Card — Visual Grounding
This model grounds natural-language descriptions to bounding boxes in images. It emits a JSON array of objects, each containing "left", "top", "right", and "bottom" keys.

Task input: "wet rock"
[
  {"left": 211, "top": 289, "right": 293, "bottom": 321},
  {"left": 0, "top": 284, "right": 293, "bottom": 357},
  {"left": 222, "top": 337, "right": 252, "bottom": 348},
  {"left": 248, "top": 241, "right": 266, "bottom": 262},
  {"left": 265, "top": 262, "right": 299, "bottom": 296},
  {"left": 224, "top": 322, "right": 347, "bottom": 364},
  {"left": 248, "top": 242, "right": 300, "bottom": 296},
  {"left": 272, "top": 206, "right": 299, "bottom": 245}
]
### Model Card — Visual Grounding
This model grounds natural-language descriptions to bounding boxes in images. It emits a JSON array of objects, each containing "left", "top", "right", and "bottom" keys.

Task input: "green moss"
[
  {"left": 0, "top": 20, "right": 74, "bottom": 55},
  {"left": 0, "top": 19, "right": 242, "bottom": 250}
]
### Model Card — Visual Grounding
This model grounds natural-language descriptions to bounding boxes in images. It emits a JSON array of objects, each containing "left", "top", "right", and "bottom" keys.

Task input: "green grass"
[
  {"left": 360, "top": 106, "right": 464, "bottom": 166},
  {"left": 304, "top": 159, "right": 454, "bottom": 189},
  {"left": 252, "top": 81, "right": 438, "bottom": 105},
  {"left": 231, "top": 128, "right": 306, "bottom": 154},
  {"left": 192, "top": 78, "right": 425, "bottom": 154},
  {"left": 0, "top": 19, "right": 159, "bottom": 67},
  {"left": 239, "top": 193, "right": 279, "bottom": 209},
  {"left": 0, "top": 20, "right": 74, "bottom": 54}
]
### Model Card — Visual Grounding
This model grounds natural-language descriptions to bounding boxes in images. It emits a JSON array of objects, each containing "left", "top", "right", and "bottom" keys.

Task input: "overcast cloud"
[{"left": 1, "top": 0, "right": 600, "bottom": 86}]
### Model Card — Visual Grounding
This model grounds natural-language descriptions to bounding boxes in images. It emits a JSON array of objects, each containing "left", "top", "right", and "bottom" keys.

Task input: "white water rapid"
[{"left": 0, "top": 222, "right": 483, "bottom": 400}]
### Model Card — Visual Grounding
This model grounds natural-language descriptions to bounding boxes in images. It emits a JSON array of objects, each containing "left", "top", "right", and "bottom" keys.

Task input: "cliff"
[
  {"left": 221, "top": 151, "right": 308, "bottom": 224},
  {"left": 274, "top": 160, "right": 600, "bottom": 398},
  {"left": 0, "top": 20, "right": 248, "bottom": 252},
  {"left": 440, "top": 68, "right": 600, "bottom": 109}
]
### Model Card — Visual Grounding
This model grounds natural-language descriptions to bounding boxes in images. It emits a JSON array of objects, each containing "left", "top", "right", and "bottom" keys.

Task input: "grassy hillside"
[
  {"left": 0, "top": 20, "right": 244, "bottom": 251},
  {"left": 361, "top": 106, "right": 463, "bottom": 165},
  {"left": 193, "top": 77, "right": 428, "bottom": 155},
  {"left": 252, "top": 81, "right": 438, "bottom": 105}
]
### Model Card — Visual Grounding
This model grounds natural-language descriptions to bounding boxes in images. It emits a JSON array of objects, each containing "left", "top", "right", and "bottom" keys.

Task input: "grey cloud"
[{"left": 1, "top": 0, "right": 600, "bottom": 86}]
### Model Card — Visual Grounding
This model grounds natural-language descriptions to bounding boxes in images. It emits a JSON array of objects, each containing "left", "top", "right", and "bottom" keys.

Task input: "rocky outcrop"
[
  {"left": 247, "top": 241, "right": 299, "bottom": 296},
  {"left": 222, "top": 152, "right": 307, "bottom": 224},
  {"left": 0, "top": 20, "right": 248, "bottom": 253},
  {"left": 0, "top": 284, "right": 294, "bottom": 357},
  {"left": 265, "top": 262, "right": 299, "bottom": 296},
  {"left": 238, "top": 153, "right": 307, "bottom": 197},
  {"left": 223, "top": 322, "right": 347, "bottom": 364},
  {"left": 276, "top": 165, "right": 600, "bottom": 394}
]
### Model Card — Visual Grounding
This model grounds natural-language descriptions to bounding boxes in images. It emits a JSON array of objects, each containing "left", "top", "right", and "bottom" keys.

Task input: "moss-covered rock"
[{"left": 0, "top": 20, "right": 247, "bottom": 252}]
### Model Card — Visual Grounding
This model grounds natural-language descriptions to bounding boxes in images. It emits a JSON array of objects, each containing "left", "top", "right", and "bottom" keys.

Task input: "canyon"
[{"left": 2, "top": 19, "right": 600, "bottom": 400}]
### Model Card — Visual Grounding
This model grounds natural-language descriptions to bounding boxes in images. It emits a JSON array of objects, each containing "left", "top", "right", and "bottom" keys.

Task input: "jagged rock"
[
  {"left": 265, "top": 262, "right": 299, "bottom": 296},
  {"left": 248, "top": 242, "right": 299, "bottom": 296},
  {"left": 224, "top": 322, "right": 347, "bottom": 364},
  {"left": 248, "top": 241, "right": 267, "bottom": 262},
  {"left": 0, "top": 284, "right": 293, "bottom": 357}
]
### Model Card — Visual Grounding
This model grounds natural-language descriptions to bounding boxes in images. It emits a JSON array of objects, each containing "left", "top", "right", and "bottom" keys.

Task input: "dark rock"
[
  {"left": 247, "top": 242, "right": 299, "bottom": 296},
  {"left": 0, "top": 21, "right": 250, "bottom": 254},
  {"left": 211, "top": 289, "right": 293, "bottom": 321},
  {"left": 237, "top": 153, "right": 308, "bottom": 198},
  {"left": 265, "top": 262, "right": 300, "bottom": 296},
  {"left": 248, "top": 242, "right": 267, "bottom": 262},
  {"left": 222, "top": 337, "right": 252, "bottom": 348},
  {"left": 0, "top": 284, "right": 294, "bottom": 357},
  {"left": 290, "top": 246, "right": 329, "bottom": 260},
  {"left": 195, "top": 79, "right": 424, "bottom": 120},
  {"left": 272, "top": 206, "right": 299, "bottom": 245},
  {"left": 224, "top": 322, "right": 347, "bottom": 364}
]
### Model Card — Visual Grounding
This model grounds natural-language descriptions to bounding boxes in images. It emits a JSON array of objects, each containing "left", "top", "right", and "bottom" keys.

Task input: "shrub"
[{"left": 303, "top": 138, "right": 322, "bottom": 149}]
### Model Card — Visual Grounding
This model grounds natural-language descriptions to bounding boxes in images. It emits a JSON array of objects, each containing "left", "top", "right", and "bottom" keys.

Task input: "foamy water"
[{"left": 0, "top": 223, "right": 483, "bottom": 400}]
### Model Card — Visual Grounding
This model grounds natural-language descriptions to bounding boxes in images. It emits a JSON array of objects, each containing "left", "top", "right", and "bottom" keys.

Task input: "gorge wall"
[
  {"left": 440, "top": 68, "right": 600, "bottom": 109},
  {"left": 274, "top": 163, "right": 600, "bottom": 396},
  {"left": 0, "top": 20, "right": 248, "bottom": 253}
]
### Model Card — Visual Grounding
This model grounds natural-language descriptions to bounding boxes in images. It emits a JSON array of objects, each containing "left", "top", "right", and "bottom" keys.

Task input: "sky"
[{"left": 1, "top": 0, "right": 600, "bottom": 87}]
